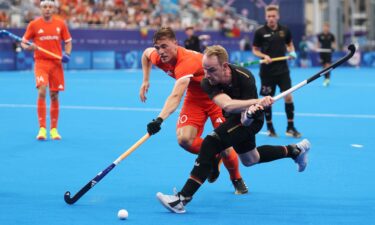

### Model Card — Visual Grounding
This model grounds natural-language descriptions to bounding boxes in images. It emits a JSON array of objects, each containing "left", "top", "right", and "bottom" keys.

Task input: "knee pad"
[
  {"left": 197, "top": 134, "right": 223, "bottom": 164},
  {"left": 191, "top": 134, "right": 224, "bottom": 181}
]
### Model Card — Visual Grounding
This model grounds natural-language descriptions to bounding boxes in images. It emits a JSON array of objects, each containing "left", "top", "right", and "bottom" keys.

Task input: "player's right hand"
[
  {"left": 140, "top": 82, "right": 150, "bottom": 102},
  {"left": 259, "top": 96, "right": 273, "bottom": 107},
  {"left": 22, "top": 43, "right": 37, "bottom": 51},
  {"left": 147, "top": 117, "right": 163, "bottom": 135},
  {"left": 62, "top": 52, "right": 70, "bottom": 63},
  {"left": 263, "top": 55, "right": 272, "bottom": 64}
]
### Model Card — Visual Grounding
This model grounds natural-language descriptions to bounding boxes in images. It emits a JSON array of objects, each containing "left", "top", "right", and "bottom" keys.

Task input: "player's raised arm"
[
  {"left": 140, "top": 47, "right": 155, "bottom": 102},
  {"left": 147, "top": 77, "right": 190, "bottom": 135},
  {"left": 211, "top": 93, "right": 262, "bottom": 113}
]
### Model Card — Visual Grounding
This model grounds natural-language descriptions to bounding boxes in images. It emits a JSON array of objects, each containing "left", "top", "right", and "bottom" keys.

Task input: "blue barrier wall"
[{"left": 1, "top": 50, "right": 373, "bottom": 71}]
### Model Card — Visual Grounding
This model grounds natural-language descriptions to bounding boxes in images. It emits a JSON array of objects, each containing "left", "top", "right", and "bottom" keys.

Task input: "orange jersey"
[
  {"left": 23, "top": 16, "right": 72, "bottom": 60},
  {"left": 150, "top": 47, "right": 210, "bottom": 101}
]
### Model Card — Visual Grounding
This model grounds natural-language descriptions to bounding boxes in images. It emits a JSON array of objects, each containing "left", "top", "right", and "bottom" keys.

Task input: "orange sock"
[
  {"left": 50, "top": 99, "right": 59, "bottom": 129},
  {"left": 37, "top": 98, "right": 46, "bottom": 128},
  {"left": 186, "top": 137, "right": 203, "bottom": 154},
  {"left": 222, "top": 149, "right": 241, "bottom": 180}
]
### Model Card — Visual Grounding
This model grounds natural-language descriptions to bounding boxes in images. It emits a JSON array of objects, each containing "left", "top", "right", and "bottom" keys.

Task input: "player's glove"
[
  {"left": 241, "top": 105, "right": 264, "bottom": 126},
  {"left": 147, "top": 117, "right": 163, "bottom": 135},
  {"left": 62, "top": 52, "right": 70, "bottom": 63},
  {"left": 288, "top": 51, "right": 297, "bottom": 59}
]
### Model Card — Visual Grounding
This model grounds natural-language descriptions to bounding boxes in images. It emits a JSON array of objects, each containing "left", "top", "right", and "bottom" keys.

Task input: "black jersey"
[
  {"left": 317, "top": 32, "right": 335, "bottom": 49},
  {"left": 253, "top": 23, "right": 292, "bottom": 76},
  {"left": 201, "top": 64, "right": 258, "bottom": 118},
  {"left": 184, "top": 35, "right": 201, "bottom": 52}
]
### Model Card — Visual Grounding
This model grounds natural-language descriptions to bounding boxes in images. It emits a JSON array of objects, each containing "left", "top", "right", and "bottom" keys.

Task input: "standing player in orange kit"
[
  {"left": 21, "top": 0, "right": 72, "bottom": 140},
  {"left": 140, "top": 27, "right": 248, "bottom": 194}
]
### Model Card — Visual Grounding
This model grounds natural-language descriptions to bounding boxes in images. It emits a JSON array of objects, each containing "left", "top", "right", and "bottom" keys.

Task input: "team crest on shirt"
[
  {"left": 56, "top": 27, "right": 61, "bottom": 34},
  {"left": 279, "top": 30, "right": 285, "bottom": 38}
]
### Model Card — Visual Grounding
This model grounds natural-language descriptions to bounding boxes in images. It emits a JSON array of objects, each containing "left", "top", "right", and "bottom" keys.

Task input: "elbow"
[{"left": 222, "top": 104, "right": 234, "bottom": 113}]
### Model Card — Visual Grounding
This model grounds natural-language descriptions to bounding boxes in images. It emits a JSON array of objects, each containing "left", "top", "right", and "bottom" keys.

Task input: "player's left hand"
[
  {"left": 147, "top": 117, "right": 163, "bottom": 135},
  {"left": 288, "top": 51, "right": 297, "bottom": 59},
  {"left": 62, "top": 52, "right": 70, "bottom": 63},
  {"left": 259, "top": 96, "right": 274, "bottom": 108}
]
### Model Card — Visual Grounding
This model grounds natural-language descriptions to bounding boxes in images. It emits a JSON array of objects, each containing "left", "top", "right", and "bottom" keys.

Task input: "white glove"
[{"left": 241, "top": 104, "right": 264, "bottom": 126}]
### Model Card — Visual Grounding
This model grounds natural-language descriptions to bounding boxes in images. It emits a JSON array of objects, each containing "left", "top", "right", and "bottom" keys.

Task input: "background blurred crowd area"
[{"left": 0, "top": 0, "right": 255, "bottom": 32}]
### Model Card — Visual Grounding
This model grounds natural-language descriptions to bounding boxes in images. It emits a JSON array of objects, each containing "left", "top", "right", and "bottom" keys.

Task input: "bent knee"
[
  {"left": 239, "top": 149, "right": 260, "bottom": 167},
  {"left": 242, "top": 160, "right": 257, "bottom": 167},
  {"left": 177, "top": 136, "right": 194, "bottom": 150}
]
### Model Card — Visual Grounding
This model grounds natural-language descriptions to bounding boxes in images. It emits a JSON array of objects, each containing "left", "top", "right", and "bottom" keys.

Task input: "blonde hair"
[
  {"left": 203, "top": 45, "right": 228, "bottom": 65},
  {"left": 265, "top": 4, "right": 279, "bottom": 13}
]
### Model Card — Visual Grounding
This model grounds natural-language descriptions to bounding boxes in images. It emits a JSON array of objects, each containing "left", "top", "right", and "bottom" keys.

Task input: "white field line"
[{"left": 1, "top": 104, "right": 375, "bottom": 119}]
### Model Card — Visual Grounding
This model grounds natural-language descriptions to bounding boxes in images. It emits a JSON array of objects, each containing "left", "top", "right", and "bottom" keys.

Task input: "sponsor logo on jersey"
[
  {"left": 39, "top": 35, "right": 59, "bottom": 41},
  {"left": 215, "top": 118, "right": 223, "bottom": 124},
  {"left": 263, "top": 34, "right": 271, "bottom": 38},
  {"left": 38, "top": 29, "right": 44, "bottom": 34}
]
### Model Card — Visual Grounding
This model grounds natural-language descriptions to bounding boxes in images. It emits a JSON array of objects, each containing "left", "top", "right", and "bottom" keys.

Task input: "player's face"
[
  {"left": 265, "top": 10, "right": 279, "bottom": 28},
  {"left": 323, "top": 25, "right": 330, "bottom": 33},
  {"left": 41, "top": 4, "right": 55, "bottom": 19},
  {"left": 153, "top": 38, "right": 178, "bottom": 64},
  {"left": 202, "top": 55, "right": 228, "bottom": 85}
]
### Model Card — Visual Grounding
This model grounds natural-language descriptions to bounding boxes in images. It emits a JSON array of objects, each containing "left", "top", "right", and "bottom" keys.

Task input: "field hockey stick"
[
  {"left": 238, "top": 56, "right": 291, "bottom": 67},
  {"left": 64, "top": 133, "right": 150, "bottom": 205},
  {"left": 0, "top": 29, "right": 62, "bottom": 60},
  {"left": 273, "top": 44, "right": 355, "bottom": 101}
]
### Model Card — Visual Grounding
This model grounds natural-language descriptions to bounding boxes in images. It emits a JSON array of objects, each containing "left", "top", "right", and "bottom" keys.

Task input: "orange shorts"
[
  {"left": 34, "top": 59, "right": 65, "bottom": 91},
  {"left": 177, "top": 97, "right": 225, "bottom": 137}
]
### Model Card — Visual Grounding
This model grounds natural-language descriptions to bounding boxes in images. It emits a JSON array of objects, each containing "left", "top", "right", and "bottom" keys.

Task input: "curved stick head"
[
  {"left": 0, "top": 30, "right": 7, "bottom": 37},
  {"left": 348, "top": 44, "right": 356, "bottom": 53},
  {"left": 64, "top": 191, "right": 75, "bottom": 205}
]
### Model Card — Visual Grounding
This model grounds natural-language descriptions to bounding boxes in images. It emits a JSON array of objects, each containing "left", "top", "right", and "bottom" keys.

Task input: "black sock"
[
  {"left": 264, "top": 107, "right": 272, "bottom": 122},
  {"left": 257, "top": 145, "right": 287, "bottom": 163},
  {"left": 181, "top": 178, "right": 202, "bottom": 198},
  {"left": 285, "top": 102, "right": 294, "bottom": 128}
]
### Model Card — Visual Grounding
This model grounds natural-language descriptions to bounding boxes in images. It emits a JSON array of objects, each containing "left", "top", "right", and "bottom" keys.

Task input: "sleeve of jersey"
[
  {"left": 149, "top": 50, "right": 160, "bottom": 65},
  {"left": 22, "top": 23, "right": 34, "bottom": 42},
  {"left": 174, "top": 58, "right": 197, "bottom": 80},
  {"left": 238, "top": 71, "right": 257, "bottom": 99},
  {"left": 252, "top": 30, "right": 262, "bottom": 47},
  {"left": 62, "top": 22, "right": 72, "bottom": 43}
]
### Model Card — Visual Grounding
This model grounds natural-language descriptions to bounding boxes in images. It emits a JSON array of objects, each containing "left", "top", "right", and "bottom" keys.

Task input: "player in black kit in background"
[
  {"left": 252, "top": 4, "right": 301, "bottom": 138},
  {"left": 317, "top": 23, "right": 336, "bottom": 87},
  {"left": 156, "top": 45, "right": 311, "bottom": 214}
]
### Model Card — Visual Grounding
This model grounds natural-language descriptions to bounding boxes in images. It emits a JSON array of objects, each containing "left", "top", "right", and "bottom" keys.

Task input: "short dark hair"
[{"left": 153, "top": 27, "right": 176, "bottom": 44}]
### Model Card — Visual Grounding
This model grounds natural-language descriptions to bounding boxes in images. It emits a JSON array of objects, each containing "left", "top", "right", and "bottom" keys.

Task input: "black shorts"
[
  {"left": 319, "top": 53, "right": 332, "bottom": 64},
  {"left": 213, "top": 115, "right": 264, "bottom": 154},
  {"left": 259, "top": 71, "right": 292, "bottom": 96}
]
